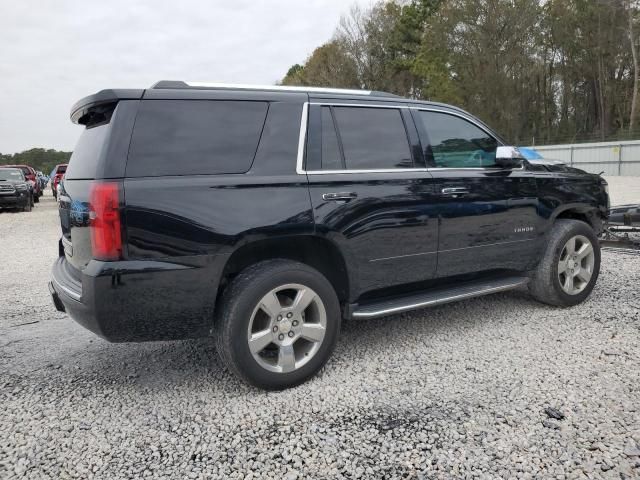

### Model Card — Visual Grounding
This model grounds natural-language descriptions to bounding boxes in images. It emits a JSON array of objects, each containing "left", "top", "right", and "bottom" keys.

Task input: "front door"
[
  {"left": 304, "top": 101, "right": 439, "bottom": 299},
  {"left": 411, "top": 109, "right": 541, "bottom": 277}
]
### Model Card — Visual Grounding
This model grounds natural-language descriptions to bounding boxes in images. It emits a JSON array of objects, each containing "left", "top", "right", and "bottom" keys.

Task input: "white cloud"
[{"left": 0, "top": 0, "right": 368, "bottom": 153}]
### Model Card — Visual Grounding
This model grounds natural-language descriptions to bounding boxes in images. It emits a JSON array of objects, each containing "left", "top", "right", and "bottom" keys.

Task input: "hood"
[
  {"left": 0, "top": 179, "right": 29, "bottom": 186},
  {"left": 527, "top": 157, "right": 566, "bottom": 166}
]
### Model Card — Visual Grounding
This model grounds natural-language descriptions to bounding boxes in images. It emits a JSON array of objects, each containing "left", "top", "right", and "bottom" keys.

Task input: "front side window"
[{"left": 417, "top": 111, "right": 498, "bottom": 168}]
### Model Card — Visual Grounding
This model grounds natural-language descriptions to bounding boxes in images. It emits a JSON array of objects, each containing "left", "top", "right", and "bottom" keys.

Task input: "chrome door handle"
[
  {"left": 322, "top": 192, "right": 358, "bottom": 201},
  {"left": 441, "top": 187, "right": 469, "bottom": 196}
]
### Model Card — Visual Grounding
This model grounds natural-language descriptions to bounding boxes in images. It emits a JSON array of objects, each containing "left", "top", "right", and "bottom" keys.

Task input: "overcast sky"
[{"left": 0, "top": 0, "right": 368, "bottom": 154}]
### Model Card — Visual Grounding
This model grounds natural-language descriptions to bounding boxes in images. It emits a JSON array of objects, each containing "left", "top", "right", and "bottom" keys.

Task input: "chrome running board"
[{"left": 351, "top": 276, "right": 529, "bottom": 320}]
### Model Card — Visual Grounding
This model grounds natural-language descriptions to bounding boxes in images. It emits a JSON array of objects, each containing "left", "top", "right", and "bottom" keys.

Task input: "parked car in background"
[
  {"left": 0, "top": 168, "right": 33, "bottom": 212},
  {"left": 51, "top": 164, "right": 67, "bottom": 199},
  {"left": 50, "top": 82, "right": 609, "bottom": 390},
  {"left": 1, "top": 165, "right": 41, "bottom": 201},
  {"left": 36, "top": 170, "right": 48, "bottom": 192}
]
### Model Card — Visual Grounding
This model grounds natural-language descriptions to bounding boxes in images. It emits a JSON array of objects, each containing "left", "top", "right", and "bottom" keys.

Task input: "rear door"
[
  {"left": 304, "top": 100, "right": 438, "bottom": 298},
  {"left": 412, "top": 108, "right": 540, "bottom": 277}
]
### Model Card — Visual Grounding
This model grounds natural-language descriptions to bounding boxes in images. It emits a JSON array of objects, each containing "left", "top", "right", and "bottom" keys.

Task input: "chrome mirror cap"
[{"left": 496, "top": 146, "right": 524, "bottom": 160}]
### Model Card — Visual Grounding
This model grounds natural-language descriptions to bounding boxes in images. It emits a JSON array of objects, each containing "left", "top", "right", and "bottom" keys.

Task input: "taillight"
[{"left": 90, "top": 182, "right": 122, "bottom": 261}]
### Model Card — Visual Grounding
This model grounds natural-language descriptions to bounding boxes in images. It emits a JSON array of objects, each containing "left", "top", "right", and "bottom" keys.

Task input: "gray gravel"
[{"left": 1, "top": 191, "right": 640, "bottom": 480}]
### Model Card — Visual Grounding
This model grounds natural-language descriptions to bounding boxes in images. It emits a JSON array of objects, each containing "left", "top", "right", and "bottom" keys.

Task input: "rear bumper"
[{"left": 50, "top": 254, "right": 228, "bottom": 342}]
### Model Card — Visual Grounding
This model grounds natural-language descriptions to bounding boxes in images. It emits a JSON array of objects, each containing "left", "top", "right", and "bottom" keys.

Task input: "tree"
[
  {"left": 281, "top": 41, "right": 359, "bottom": 88},
  {"left": 279, "top": 0, "right": 640, "bottom": 144},
  {"left": 628, "top": 0, "right": 639, "bottom": 131},
  {"left": 0, "top": 148, "right": 71, "bottom": 175}
]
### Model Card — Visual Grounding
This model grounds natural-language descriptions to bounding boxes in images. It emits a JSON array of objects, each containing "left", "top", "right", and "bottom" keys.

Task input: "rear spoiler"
[{"left": 70, "top": 89, "right": 144, "bottom": 124}]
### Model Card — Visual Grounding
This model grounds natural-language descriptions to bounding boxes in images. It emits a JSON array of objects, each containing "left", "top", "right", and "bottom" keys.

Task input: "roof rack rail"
[{"left": 150, "top": 80, "right": 398, "bottom": 97}]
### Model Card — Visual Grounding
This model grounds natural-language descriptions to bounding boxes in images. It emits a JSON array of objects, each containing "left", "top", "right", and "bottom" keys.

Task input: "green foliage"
[
  {"left": 281, "top": 41, "right": 360, "bottom": 88},
  {"left": 0, "top": 148, "right": 71, "bottom": 175},
  {"left": 280, "top": 0, "right": 640, "bottom": 145}
]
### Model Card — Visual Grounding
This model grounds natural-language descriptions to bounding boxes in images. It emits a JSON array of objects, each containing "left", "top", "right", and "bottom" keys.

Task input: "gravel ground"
[{"left": 1, "top": 189, "right": 640, "bottom": 480}]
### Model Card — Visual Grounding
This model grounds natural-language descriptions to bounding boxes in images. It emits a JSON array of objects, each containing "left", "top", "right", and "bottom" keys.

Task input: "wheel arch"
[
  {"left": 219, "top": 235, "right": 351, "bottom": 304},
  {"left": 551, "top": 204, "right": 604, "bottom": 234}
]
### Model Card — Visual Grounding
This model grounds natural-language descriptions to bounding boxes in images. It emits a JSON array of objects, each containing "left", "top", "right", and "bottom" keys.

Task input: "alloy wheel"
[
  {"left": 247, "top": 284, "right": 327, "bottom": 373},
  {"left": 558, "top": 235, "right": 595, "bottom": 295}
]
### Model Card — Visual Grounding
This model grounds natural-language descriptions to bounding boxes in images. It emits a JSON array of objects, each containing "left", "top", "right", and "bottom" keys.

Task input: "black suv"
[
  {"left": 0, "top": 167, "right": 33, "bottom": 211},
  {"left": 50, "top": 81, "right": 609, "bottom": 389}
]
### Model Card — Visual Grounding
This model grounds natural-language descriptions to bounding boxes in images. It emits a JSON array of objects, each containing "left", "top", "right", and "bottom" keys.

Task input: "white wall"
[
  {"left": 530, "top": 140, "right": 640, "bottom": 176},
  {"left": 603, "top": 176, "right": 640, "bottom": 205}
]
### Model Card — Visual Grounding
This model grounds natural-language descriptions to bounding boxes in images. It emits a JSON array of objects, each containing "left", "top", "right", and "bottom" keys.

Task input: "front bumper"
[
  {"left": 49, "top": 254, "right": 228, "bottom": 342},
  {"left": 0, "top": 192, "right": 27, "bottom": 206}
]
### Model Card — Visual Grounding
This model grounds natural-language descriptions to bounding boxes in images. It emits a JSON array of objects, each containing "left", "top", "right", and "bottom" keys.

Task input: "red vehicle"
[
  {"left": 51, "top": 164, "right": 67, "bottom": 199},
  {"left": 1, "top": 165, "right": 41, "bottom": 201}
]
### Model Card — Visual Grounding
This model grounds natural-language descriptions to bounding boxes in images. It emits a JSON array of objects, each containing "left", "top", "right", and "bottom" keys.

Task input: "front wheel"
[
  {"left": 529, "top": 219, "right": 600, "bottom": 307},
  {"left": 23, "top": 195, "right": 32, "bottom": 212},
  {"left": 215, "top": 260, "right": 341, "bottom": 390}
]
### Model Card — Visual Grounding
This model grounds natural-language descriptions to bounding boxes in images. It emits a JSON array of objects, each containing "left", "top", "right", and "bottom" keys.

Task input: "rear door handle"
[
  {"left": 322, "top": 192, "right": 358, "bottom": 202},
  {"left": 441, "top": 187, "right": 469, "bottom": 197}
]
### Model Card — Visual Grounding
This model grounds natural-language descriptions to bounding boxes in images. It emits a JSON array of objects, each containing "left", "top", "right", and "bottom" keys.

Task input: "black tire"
[
  {"left": 215, "top": 259, "right": 341, "bottom": 390},
  {"left": 23, "top": 196, "right": 32, "bottom": 212},
  {"left": 529, "top": 219, "right": 600, "bottom": 307},
  {"left": 33, "top": 194, "right": 39, "bottom": 203}
]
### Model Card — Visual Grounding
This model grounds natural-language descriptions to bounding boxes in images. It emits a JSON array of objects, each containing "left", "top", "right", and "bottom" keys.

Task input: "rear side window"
[
  {"left": 320, "top": 107, "right": 342, "bottom": 170},
  {"left": 127, "top": 100, "right": 268, "bottom": 177},
  {"left": 66, "top": 124, "right": 111, "bottom": 179},
  {"left": 416, "top": 111, "right": 498, "bottom": 168},
  {"left": 331, "top": 107, "right": 413, "bottom": 170}
]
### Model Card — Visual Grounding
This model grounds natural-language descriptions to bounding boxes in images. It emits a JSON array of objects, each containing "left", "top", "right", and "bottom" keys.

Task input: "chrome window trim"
[
  {"left": 304, "top": 168, "right": 429, "bottom": 175},
  {"left": 310, "top": 102, "right": 407, "bottom": 108},
  {"left": 295, "top": 101, "right": 522, "bottom": 175},
  {"left": 410, "top": 107, "right": 499, "bottom": 140},
  {"left": 295, "top": 102, "right": 309, "bottom": 175}
]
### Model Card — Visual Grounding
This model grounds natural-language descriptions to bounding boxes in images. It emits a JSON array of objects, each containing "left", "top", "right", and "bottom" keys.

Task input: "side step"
[{"left": 351, "top": 276, "right": 529, "bottom": 320}]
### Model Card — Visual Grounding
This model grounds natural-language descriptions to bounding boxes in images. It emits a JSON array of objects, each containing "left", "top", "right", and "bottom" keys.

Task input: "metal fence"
[{"left": 529, "top": 140, "right": 640, "bottom": 176}]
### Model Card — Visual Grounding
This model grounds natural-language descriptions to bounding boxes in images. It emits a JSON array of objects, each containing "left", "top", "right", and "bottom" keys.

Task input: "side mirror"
[{"left": 495, "top": 146, "right": 524, "bottom": 169}]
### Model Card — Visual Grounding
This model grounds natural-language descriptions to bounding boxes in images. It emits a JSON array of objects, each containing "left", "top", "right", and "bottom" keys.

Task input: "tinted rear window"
[
  {"left": 127, "top": 100, "right": 269, "bottom": 177},
  {"left": 65, "top": 123, "right": 110, "bottom": 179}
]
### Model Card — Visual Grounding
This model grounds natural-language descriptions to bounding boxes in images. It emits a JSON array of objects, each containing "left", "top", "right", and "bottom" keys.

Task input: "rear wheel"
[
  {"left": 33, "top": 193, "right": 39, "bottom": 203},
  {"left": 215, "top": 259, "right": 341, "bottom": 390},
  {"left": 529, "top": 219, "right": 600, "bottom": 307}
]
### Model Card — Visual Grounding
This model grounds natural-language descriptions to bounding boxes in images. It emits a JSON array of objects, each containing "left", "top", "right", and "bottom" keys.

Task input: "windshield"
[{"left": 0, "top": 169, "right": 25, "bottom": 181}]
